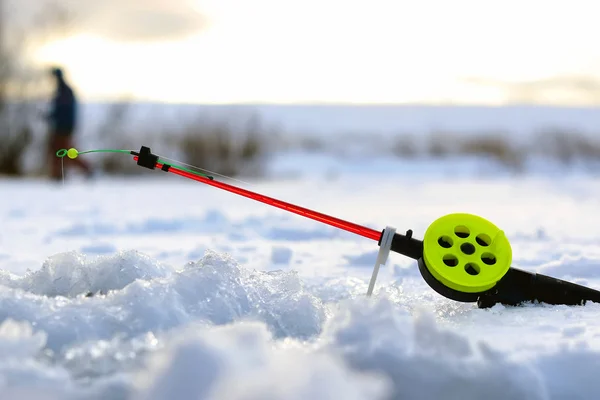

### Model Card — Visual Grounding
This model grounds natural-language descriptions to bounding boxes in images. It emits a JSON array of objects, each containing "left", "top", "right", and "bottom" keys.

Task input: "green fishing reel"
[
  {"left": 385, "top": 213, "right": 600, "bottom": 308},
  {"left": 422, "top": 213, "right": 512, "bottom": 298}
]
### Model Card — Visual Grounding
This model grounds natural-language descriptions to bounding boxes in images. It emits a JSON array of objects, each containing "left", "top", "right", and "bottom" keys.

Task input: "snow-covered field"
[{"left": 1, "top": 151, "right": 600, "bottom": 399}]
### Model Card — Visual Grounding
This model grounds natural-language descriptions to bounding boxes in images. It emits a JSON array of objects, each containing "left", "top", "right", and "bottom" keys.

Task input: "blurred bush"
[
  {"left": 87, "top": 103, "right": 275, "bottom": 178},
  {"left": 532, "top": 129, "right": 600, "bottom": 164},
  {"left": 170, "top": 112, "right": 272, "bottom": 178},
  {"left": 435, "top": 132, "right": 525, "bottom": 171},
  {"left": 4, "top": 99, "right": 600, "bottom": 178},
  {"left": 392, "top": 129, "right": 600, "bottom": 172}
]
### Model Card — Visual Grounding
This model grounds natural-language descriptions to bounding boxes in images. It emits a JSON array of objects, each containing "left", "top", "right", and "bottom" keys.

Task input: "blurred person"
[{"left": 44, "top": 67, "right": 93, "bottom": 181}]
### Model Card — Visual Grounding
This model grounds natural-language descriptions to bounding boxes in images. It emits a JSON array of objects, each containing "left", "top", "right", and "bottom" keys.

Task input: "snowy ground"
[{"left": 1, "top": 153, "right": 600, "bottom": 399}]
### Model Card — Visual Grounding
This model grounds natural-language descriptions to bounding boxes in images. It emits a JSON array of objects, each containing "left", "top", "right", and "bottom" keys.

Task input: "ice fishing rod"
[{"left": 57, "top": 146, "right": 600, "bottom": 309}]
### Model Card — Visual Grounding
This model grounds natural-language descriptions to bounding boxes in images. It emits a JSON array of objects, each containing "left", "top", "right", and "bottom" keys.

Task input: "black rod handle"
[{"left": 478, "top": 267, "right": 600, "bottom": 308}]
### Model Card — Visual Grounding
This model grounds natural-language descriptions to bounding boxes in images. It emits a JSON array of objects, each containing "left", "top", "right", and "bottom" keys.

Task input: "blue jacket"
[{"left": 49, "top": 81, "right": 77, "bottom": 134}]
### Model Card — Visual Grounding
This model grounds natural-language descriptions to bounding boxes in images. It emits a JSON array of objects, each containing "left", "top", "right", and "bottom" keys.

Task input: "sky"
[{"left": 9, "top": 0, "right": 600, "bottom": 105}]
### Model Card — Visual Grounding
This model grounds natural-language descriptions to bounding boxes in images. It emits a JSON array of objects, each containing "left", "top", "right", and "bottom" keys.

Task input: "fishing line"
[
  {"left": 57, "top": 147, "right": 272, "bottom": 196},
  {"left": 55, "top": 148, "right": 214, "bottom": 180},
  {"left": 154, "top": 153, "right": 257, "bottom": 187}
]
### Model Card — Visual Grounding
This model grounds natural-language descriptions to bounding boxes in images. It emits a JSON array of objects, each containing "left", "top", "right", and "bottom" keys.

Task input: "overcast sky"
[{"left": 9, "top": 0, "right": 600, "bottom": 104}]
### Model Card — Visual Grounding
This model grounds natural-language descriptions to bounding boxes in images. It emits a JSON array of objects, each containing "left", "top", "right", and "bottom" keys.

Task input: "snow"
[{"left": 2, "top": 131, "right": 600, "bottom": 399}]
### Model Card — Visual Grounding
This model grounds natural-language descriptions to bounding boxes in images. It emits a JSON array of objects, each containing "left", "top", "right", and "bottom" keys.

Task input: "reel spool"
[{"left": 419, "top": 213, "right": 512, "bottom": 302}]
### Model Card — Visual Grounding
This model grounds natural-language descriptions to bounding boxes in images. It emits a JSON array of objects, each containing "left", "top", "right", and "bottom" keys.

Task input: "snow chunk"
[
  {"left": 319, "top": 297, "right": 549, "bottom": 400},
  {"left": 166, "top": 250, "right": 325, "bottom": 338},
  {"left": 19, "top": 250, "right": 171, "bottom": 297},
  {"left": 132, "top": 322, "right": 391, "bottom": 400},
  {"left": 0, "top": 250, "right": 326, "bottom": 354}
]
